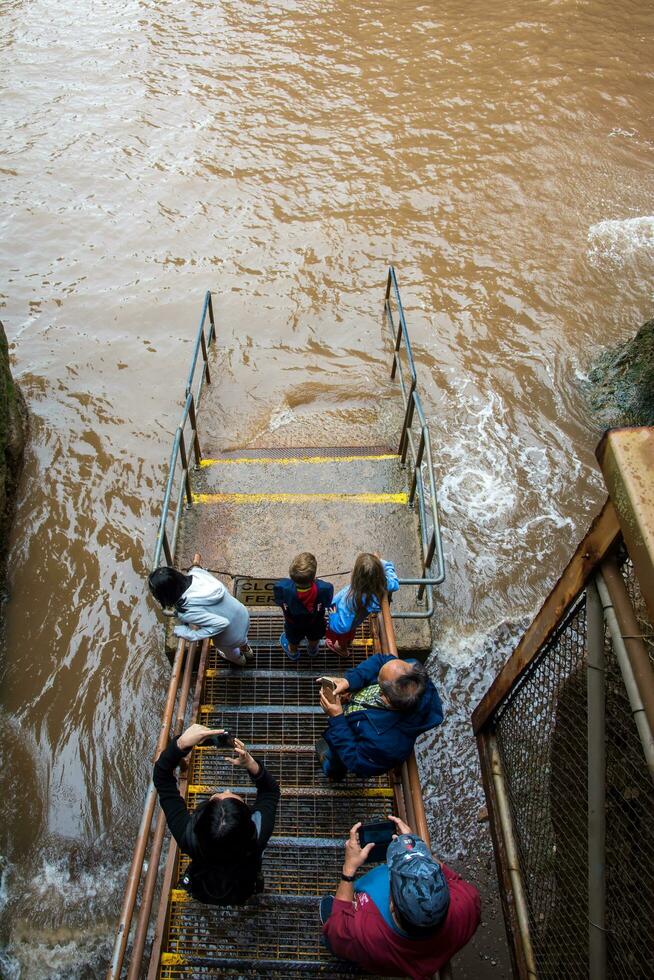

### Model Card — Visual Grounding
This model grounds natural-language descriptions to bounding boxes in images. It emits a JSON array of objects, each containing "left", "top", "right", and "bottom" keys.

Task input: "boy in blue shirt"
[{"left": 273, "top": 552, "right": 334, "bottom": 661}]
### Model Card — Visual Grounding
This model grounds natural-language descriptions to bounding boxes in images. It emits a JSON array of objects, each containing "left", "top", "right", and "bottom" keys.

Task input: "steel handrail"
[
  {"left": 378, "top": 597, "right": 453, "bottom": 979},
  {"left": 152, "top": 291, "right": 215, "bottom": 570},
  {"left": 384, "top": 266, "right": 445, "bottom": 619}
]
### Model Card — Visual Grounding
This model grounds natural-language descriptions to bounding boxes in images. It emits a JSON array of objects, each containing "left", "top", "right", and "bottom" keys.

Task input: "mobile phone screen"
[
  {"left": 358, "top": 821, "right": 395, "bottom": 862},
  {"left": 202, "top": 732, "right": 235, "bottom": 749}
]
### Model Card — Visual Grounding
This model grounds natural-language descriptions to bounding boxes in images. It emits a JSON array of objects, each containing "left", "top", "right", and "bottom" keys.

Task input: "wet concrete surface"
[
  {"left": 179, "top": 449, "right": 433, "bottom": 651},
  {"left": 196, "top": 453, "right": 404, "bottom": 496}
]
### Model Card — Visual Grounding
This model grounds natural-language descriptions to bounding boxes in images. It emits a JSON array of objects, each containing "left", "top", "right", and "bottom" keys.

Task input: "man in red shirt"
[{"left": 321, "top": 815, "right": 481, "bottom": 980}]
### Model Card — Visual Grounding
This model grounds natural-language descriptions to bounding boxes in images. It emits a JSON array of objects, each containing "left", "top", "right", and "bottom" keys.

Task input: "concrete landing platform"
[
  {"left": 178, "top": 449, "right": 433, "bottom": 651},
  {"left": 176, "top": 328, "right": 437, "bottom": 652},
  {"left": 195, "top": 453, "right": 404, "bottom": 497}
]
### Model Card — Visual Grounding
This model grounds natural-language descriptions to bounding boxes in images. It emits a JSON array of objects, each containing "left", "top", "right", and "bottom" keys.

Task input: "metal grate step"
[
  {"left": 198, "top": 707, "right": 331, "bottom": 745},
  {"left": 186, "top": 788, "right": 392, "bottom": 837},
  {"left": 158, "top": 608, "right": 388, "bottom": 977},
  {"left": 177, "top": 839, "right": 364, "bottom": 897},
  {"left": 160, "top": 895, "right": 366, "bottom": 976},
  {"left": 203, "top": 670, "right": 329, "bottom": 707},
  {"left": 189, "top": 746, "right": 389, "bottom": 789}
]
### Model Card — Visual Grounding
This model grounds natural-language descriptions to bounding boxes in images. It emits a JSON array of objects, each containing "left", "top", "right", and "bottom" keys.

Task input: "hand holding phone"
[
  {"left": 357, "top": 820, "right": 396, "bottom": 862},
  {"left": 316, "top": 676, "right": 337, "bottom": 701},
  {"left": 202, "top": 730, "right": 236, "bottom": 749}
]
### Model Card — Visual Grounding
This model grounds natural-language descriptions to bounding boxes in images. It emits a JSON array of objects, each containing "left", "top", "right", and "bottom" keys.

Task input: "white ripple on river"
[{"left": 587, "top": 215, "right": 654, "bottom": 265}]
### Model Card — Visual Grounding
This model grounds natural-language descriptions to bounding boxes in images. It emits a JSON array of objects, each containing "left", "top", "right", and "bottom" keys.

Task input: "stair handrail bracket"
[
  {"left": 384, "top": 265, "right": 446, "bottom": 620},
  {"left": 153, "top": 291, "right": 216, "bottom": 570}
]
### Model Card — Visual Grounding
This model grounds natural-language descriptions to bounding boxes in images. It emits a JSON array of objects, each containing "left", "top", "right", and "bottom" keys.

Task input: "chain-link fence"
[{"left": 483, "top": 561, "right": 654, "bottom": 978}]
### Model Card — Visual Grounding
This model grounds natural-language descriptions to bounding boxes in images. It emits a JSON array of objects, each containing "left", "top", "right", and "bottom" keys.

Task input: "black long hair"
[
  {"left": 148, "top": 566, "right": 192, "bottom": 609},
  {"left": 192, "top": 796, "right": 256, "bottom": 864}
]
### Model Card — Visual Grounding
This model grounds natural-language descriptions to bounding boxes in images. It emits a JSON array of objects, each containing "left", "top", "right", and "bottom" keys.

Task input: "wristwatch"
[{"left": 341, "top": 871, "right": 356, "bottom": 882}]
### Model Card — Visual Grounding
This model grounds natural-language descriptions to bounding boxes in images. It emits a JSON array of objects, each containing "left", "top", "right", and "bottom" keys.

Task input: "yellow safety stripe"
[
  {"left": 186, "top": 784, "right": 394, "bottom": 797},
  {"left": 192, "top": 492, "right": 408, "bottom": 505},
  {"left": 200, "top": 453, "right": 398, "bottom": 467}
]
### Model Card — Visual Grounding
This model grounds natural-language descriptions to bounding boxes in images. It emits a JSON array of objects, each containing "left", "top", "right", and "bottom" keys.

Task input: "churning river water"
[{"left": 1, "top": 0, "right": 653, "bottom": 976}]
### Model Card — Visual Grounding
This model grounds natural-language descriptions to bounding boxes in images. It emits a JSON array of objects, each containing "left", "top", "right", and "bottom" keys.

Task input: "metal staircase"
[
  {"left": 108, "top": 267, "right": 448, "bottom": 979},
  {"left": 155, "top": 612, "right": 388, "bottom": 978}
]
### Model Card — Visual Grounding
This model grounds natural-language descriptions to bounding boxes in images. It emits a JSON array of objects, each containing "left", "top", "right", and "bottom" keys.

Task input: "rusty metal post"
[
  {"left": 600, "top": 559, "right": 654, "bottom": 738},
  {"left": 162, "top": 529, "right": 173, "bottom": 568},
  {"left": 418, "top": 531, "right": 437, "bottom": 602},
  {"left": 596, "top": 570, "right": 654, "bottom": 781},
  {"left": 107, "top": 638, "right": 187, "bottom": 980},
  {"left": 409, "top": 429, "right": 425, "bottom": 506},
  {"left": 146, "top": 639, "right": 211, "bottom": 980},
  {"left": 125, "top": 641, "right": 198, "bottom": 980},
  {"left": 379, "top": 597, "right": 452, "bottom": 978},
  {"left": 586, "top": 579, "right": 606, "bottom": 979},
  {"left": 488, "top": 736, "right": 538, "bottom": 978}
]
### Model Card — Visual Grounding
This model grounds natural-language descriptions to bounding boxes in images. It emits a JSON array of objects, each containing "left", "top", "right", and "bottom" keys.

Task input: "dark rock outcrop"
[
  {"left": 0, "top": 320, "right": 27, "bottom": 572},
  {"left": 584, "top": 318, "right": 654, "bottom": 427}
]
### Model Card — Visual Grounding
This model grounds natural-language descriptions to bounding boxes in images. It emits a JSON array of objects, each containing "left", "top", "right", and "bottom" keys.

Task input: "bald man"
[{"left": 316, "top": 654, "right": 444, "bottom": 779}]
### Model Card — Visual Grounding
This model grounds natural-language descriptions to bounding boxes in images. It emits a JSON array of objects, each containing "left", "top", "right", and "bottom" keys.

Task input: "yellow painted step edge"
[
  {"left": 200, "top": 453, "right": 399, "bottom": 467},
  {"left": 186, "top": 784, "right": 394, "bottom": 797},
  {"left": 192, "top": 492, "right": 408, "bottom": 505}
]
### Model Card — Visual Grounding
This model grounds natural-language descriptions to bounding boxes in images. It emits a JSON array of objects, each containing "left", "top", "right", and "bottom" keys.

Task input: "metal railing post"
[
  {"left": 200, "top": 328, "right": 211, "bottom": 386},
  {"left": 106, "top": 639, "right": 188, "bottom": 980},
  {"left": 399, "top": 384, "right": 416, "bottom": 461},
  {"left": 409, "top": 430, "right": 425, "bottom": 505},
  {"left": 178, "top": 431, "right": 193, "bottom": 505},
  {"left": 596, "top": 570, "right": 654, "bottom": 781},
  {"left": 586, "top": 579, "right": 607, "bottom": 980},
  {"left": 126, "top": 642, "right": 198, "bottom": 980},
  {"left": 187, "top": 394, "right": 202, "bottom": 465},
  {"left": 488, "top": 737, "right": 538, "bottom": 978},
  {"left": 161, "top": 530, "right": 172, "bottom": 568}
]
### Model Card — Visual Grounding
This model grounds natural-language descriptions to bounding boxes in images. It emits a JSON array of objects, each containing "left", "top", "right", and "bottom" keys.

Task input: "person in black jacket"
[{"left": 153, "top": 723, "right": 280, "bottom": 905}]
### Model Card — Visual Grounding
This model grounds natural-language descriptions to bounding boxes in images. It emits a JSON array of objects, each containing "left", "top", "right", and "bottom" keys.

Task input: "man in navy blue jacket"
[{"left": 316, "top": 654, "right": 444, "bottom": 779}]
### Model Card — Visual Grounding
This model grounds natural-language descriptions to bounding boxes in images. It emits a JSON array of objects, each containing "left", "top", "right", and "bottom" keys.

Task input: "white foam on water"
[
  {"left": 435, "top": 379, "right": 580, "bottom": 586},
  {"left": 587, "top": 215, "right": 654, "bottom": 265},
  {"left": 0, "top": 847, "right": 129, "bottom": 979},
  {"left": 267, "top": 405, "right": 297, "bottom": 431},
  {"left": 608, "top": 127, "right": 637, "bottom": 138},
  {"left": 417, "top": 617, "right": 532, "bottom": 860}
]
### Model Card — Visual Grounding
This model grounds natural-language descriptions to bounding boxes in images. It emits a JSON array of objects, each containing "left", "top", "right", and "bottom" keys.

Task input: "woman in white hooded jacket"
[{"left": 148, "top": 559, "right": 252, "bottom": 666}]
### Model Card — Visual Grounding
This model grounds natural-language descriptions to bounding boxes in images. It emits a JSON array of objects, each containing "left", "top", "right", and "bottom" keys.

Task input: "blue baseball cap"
[{"left": 387, "top": 834, "right": 450, "bottom": 930}]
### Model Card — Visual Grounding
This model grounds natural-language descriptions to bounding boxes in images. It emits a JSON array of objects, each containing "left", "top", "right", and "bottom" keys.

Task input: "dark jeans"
[{"left": 316, "top": 737, "right": 347, "bottom": 781}]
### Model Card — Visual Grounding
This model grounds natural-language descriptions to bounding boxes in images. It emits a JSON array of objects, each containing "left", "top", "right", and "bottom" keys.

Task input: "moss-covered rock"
[
  {"left": 584, "top": 319, "right": 654, "bottom": 427},
  {"left": 0, "top": 320, "right": 27, "bottom": 572}
]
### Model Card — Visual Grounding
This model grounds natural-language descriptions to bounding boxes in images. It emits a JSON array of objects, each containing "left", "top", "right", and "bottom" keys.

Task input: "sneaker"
[
  {"left": 315, "top": 736, "right": 330, "bottom": 767},
  {"left": 218, "top": 649, "right": 247, "bottom": 667},
  {"left": 279, "top": 633, "right": 301, "bottom": 661},
  {"left": 319, "top": 895, "right": 335, "bottom": 925},
  {"left": 241, "top": 643, "right": 255, "bottom": 661}
]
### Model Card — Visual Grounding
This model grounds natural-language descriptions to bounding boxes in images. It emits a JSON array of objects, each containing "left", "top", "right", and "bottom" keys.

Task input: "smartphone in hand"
[
  {"left": 316, "top": 676, "right": 338, "bottom": 704},
  {"left": 202, "top": 731, "right": 236, "bottom": 749},
  {"left": 358, "top": 820, "right": 396, "bottom": 862}
]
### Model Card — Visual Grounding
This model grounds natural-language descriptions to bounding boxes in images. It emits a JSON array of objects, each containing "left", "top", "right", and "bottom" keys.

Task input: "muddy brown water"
[{"left": 1, "top": 0, "right": 653, "bottom": 975}]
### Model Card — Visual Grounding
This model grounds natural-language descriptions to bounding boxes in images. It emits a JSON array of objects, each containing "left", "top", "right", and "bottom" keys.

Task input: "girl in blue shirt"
[{"left": 326, "top": 553, "right": 399, "bottom": 655}]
